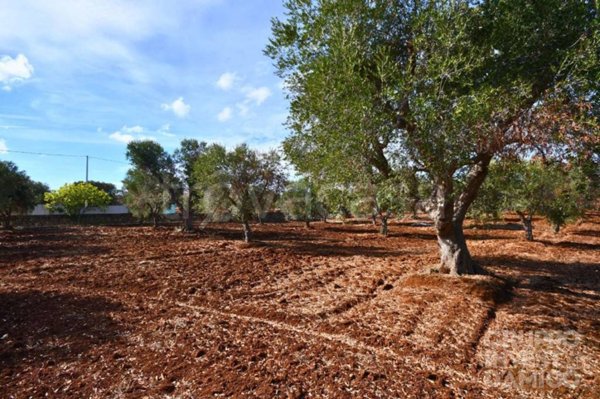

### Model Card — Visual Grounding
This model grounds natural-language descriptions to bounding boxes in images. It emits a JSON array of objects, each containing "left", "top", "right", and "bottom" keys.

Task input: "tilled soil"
[{"left": 0, "top": 215, "right": 598, "bottom": 398}]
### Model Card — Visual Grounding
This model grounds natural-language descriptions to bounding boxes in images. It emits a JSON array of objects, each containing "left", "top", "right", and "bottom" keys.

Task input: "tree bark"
[
  {"left": 304, "top": 219, "right": 311, "bottom": 229},
  {"left": 428, "top": 155, "right": 491, "bottom": 275},
  {"left": 242, "top": 220, "right": 251, "bottom": 242},
  {"left": 552, "top": 224, "right": 560, "bottom": 234},
  {"left": 431, "top": 180, "right": 477, "bottom": 275},
  {"left": 371, "top": 213, "right": 377, "bottom": 226},
  {"left": 379, "top": 215, "right": 388, "bottom": 236},
  {"left": 153, "top": 214, "right": 159, "bottom": 228},
  {"left": 436, "top": 219, "right": 477, "bottom": 274},
  {"left": 182, "top": 194, "right": 194, "bottom": 231},
  {"left": 517, "top": 211, "right": 534, "bottom": 241}
]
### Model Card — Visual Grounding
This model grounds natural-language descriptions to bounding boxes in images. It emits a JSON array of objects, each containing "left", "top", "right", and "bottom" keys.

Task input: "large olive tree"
[{"left": 267, "top": 0, "right": 599, "bottom": 274}]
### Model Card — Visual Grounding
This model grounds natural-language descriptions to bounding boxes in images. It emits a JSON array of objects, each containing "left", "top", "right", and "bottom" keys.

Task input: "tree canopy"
[
  {"left": 44, "top": 182, "right": 111, "bottom": 220},
  {"left": 0, "top": 161, "right": 48, "bottom": 228},
  {"left": 267, "top": 0, "right": 599, "bottom": 274},
  {"left": 194, "top": 144, "right": 286, "bottom": 241}
]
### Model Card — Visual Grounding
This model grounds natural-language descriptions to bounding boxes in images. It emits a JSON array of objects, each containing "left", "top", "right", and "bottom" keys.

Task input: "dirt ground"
[{"left": 0, "top": 214, "right": 598, "bottom": 398}]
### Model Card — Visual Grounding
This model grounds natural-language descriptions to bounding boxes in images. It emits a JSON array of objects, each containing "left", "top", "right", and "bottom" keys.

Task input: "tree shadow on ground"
[
  {"left": 271, "top": 241, "right": 408, "bottom": 258},
  {"left": 478, "top": 256, "right": 600, "bottom": 340},
  {"left": 537, "top": 239, "right": 600, "bottom": 251},
  {"left": 0, "top": 290, "right": 124, "bottom": 372},
  {"left": 201, "top": 224, "right": 344, "bottom": 244},
  {"left": 321, "top": 225, "right": 383, "bottom": 235},
  {"left": 467, "top": 222, "right": 523, "bottom": 231},
  {"left": 0, "top": 242, "right": 111, "bottom": 264},
  {"left": 480, "top": 255, "right": 600, "bottom": 295},
  {"left": 0, "top": 227, "right": 112, "bottom": 264},
  {"left": 573, "top": 229, "right": 599, "bottom": 238}
]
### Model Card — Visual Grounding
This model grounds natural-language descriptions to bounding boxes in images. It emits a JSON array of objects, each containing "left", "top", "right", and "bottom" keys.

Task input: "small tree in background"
[
  {"left": 74, "top": 181, "right": 120, "bottom": 204},
  {"left": 316, "top": 184, "right": 354, "bottom": 223},
  {"left": 194, "top": 144, "right": 286, "bottom": 242},
  {"left": 126, "top": 140, "right": 181, "bottom": 220},
  {"left": 123, "top": 169, "right": 171, "bottom": 227},
  {"left": 352, "top": 177, "right": 408, "bottom": 236},
  {"left": 474, "top": 159, "right": 591, "bottom": 240},
  {"left": 174, "top": 139, "right": 207, "bottom": 231},
  {"left": 279, "top": 178, "right": 324, "bottom": 228},
  {"left": 44, "top": 182, "right": 111, "bottom": 222},
  {"left": 0, "top": 161, "right": 48, "bottom": 228}
]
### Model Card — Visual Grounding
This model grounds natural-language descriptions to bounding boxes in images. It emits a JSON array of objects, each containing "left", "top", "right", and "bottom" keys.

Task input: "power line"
[
  {"left": 5, "top": 149, "right": 85, "bottom": 158},
  {"left": 4, "top": 149, "right": 128, "bottom": 164},
  {"left": 88, "top": 156, "right": 128, "bottom": 165}
]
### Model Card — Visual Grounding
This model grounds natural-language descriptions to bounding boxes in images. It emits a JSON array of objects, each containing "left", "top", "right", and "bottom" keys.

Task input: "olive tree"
[
  {"left": 473, "top": 159, "right": 591, "bottom": 240},
  {"left": 0, "top": 161, "right": 48, "bottom": 228},
  {"left": 123, "top": 169, "right": 171, "bottom": 227},
  {"left": 279, "top": 178, "right": 325, "bottom": 228},
  {"left": 354, "top": 177, "right": 408, "bottom": 236},
  {"left": 125, "top": 140, "right": 181, "bottom": 222},
  {"left": 267, "top": 0, "right": 598, "bottom": 274},
  {"left": 174, "top": 139, "right": 207, "bottom": 231},
  {"left": 194, "top": 144, "right": 286, "bottom": 242}
]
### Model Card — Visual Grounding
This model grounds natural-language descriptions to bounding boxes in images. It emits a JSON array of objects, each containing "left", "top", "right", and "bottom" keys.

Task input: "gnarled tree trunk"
[
  {"left": 436, "top": 219, "right": 477, "bottom": 274},
  {"left": 429, "top": 155, "right": 491, "bottom": 275}
]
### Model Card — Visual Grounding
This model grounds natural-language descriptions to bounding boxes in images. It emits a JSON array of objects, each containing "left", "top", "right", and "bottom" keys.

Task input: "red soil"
[{"left": 0, "top": 215, "right": 598, "bottom": 398}]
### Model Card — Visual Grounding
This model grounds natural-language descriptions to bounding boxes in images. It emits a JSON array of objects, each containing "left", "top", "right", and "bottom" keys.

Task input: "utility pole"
[{"left": 85, "top": 155, "right": 89, "bottom": 182}]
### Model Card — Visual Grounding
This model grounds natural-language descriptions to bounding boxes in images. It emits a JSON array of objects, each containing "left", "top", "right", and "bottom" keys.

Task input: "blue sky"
[{"left": 0, "top": 0, "right": 289, "bottom": 189}]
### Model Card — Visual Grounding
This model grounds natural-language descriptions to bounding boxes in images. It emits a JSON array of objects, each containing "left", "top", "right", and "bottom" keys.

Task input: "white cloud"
[
  {"left": 0, "top": 54, "right": 34, "bottom": 90},
  {"left": 216, "top": 72, "right": 238, "bottom": 91},
  {"left": 236, "top": 102, "right": 250, "bottom": 117},
  {"left": 109, "top": 131, "right": 135, "bottom": 144},
  {"left": 109, "top": 125, "right": 152, "bottom": 144},
  {"left": 244, "top": 86, "right": 272, "bottom": 105},
  {"left": 161, "top": 97, "right": 191, "bottom": 118},
  {"left": 0, "top": 138, "right": 8, "bottom": 154},
  {"left": 121, "top": 125, "right": 143, "bottom": 134},
  {"left": 158, "top": 123, "right": 175, "bottom": 137},
  {"left": 217, "top": 106, "right": 233, "bottom": 122}
]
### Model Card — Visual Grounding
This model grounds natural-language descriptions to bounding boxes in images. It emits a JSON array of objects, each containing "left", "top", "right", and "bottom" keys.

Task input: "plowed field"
[{"left": 1, "top": 215, "right": 598, "bottom": 398}]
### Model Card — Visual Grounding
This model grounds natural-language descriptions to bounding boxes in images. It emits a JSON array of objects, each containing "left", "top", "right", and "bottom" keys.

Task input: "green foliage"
[
  {"left": 351, "top": 177, "right": 408, "bottom": 219},
  {"left": 123, "top": 169, "right": 171, "bottom": 226},
  {"left": 0, "top": 161, "right": 48, "bottom": 227},
  {"left": 467, "top": 175, "right": 504, "bottom": 224},
  {"left": 174, "top": 140, "right": 207, "bottom": 200},
  {"left": 267, "top": 0, "right": 597, "bottom": 271},
  {"left": 316, "top": 183, "right": 354, "bottom": 220},
  {"left": 279, "top": 178, "right": 325, "bottom": 223},
  {"left": 74, "top": 181, "right": 120, "bottom": 204},
  {"left": 126, "top": 140, "right": 181, "bottom": 203},
  {"left": 44, "top": 182, "right": 111, "bottom": 218},
  {"left": 267, "top": 0, "right": 597, "bottom": 212},
  {"left": 473, "top": 159, "right": 591, "bottom": 232},
  {"left": 193, "top": 144, "right": 286, "bottom": 225}
]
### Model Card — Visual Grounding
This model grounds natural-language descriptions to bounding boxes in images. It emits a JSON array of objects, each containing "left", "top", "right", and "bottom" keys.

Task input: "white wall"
[{"left": 29, "top": 204, "right": 130, "bottom": 215}]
